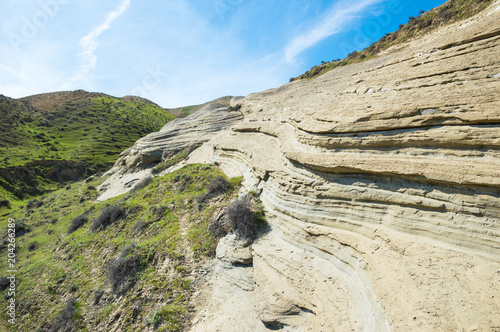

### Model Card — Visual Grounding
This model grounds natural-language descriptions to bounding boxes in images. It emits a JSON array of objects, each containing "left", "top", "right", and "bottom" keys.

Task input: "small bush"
[
  {"left": 26, "top": 199, "right": 43, "bottom": 210},
  {"left": 14, "top": 221, "right": 29, "bottom": 237},
  {"left": 48, "top": 298, "right": 79, "bottom": 332},
  {"left": 131, "top": 220, "right": 146, "bottom": 234},
  {"left": 0, "top": 277, "right": 10, "bottom": 291},
  {"left": 151, "top": 205, "right": 168, "bottom": 218},
  {"left": 67, "top": 215, "right": 88, "bottom": 234},
  {"left": 197, "top": 176, "right": 230, "bottom": 202},
  {"left": 0, "top": 200, "right": 10, "bottom": 208},
  {"left": 90, "top": 205, "right": 126, "bottom": 231},
  {"left": 105, "top": 245, "right": 142, "bottom": 293},
  {"left": 206, "top": 176, "right": 230, "bottom": 196},
  {"left": 210, "top": 197, "right": 264, "bottom": 240},
  {"left": 92, "top": 289, "right": 105, "bottom": 306},
  {"left": 27, "top": 242, "right": 38, "bottom": 251},
  {"left": 131, "top": 176, "right": 152, "bottom": 193},
  {"left": 226, "top": 198, "right": 258, "bottom": 239}
]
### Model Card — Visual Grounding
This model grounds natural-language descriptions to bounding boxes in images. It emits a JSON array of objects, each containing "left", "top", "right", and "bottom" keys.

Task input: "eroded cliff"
[{"left": 99, "top": 2, "right": 500, "bottom": 331}]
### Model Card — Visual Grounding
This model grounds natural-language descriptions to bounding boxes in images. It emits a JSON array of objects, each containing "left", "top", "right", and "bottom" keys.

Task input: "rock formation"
[{"left": 99, "top": 2, "right": 500, "bottom": 331}]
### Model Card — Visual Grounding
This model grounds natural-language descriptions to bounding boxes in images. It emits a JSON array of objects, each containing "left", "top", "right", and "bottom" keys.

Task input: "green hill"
[
  {"left": 0, "top": 164, "right": 248, "bottom": 331},
  {"left": 0, "top": 90, "right": 176, "bottom": 201}
]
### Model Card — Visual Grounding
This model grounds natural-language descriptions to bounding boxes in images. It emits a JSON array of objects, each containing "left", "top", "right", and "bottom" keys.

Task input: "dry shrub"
[
  {"left": 197, "top": 176, "right": 230, "bottom": 202},
  {"left": 67, "top": 214, "right": 88, "bottom": 234},
  {"left": 90, "top": 205, "right": 126, "bottom": 231},
  {"left": 48, "top": 298, "right": 78, "bottom": 332},
  {"left": 105, "top": 244, "right": 142, "bottom": 293}
]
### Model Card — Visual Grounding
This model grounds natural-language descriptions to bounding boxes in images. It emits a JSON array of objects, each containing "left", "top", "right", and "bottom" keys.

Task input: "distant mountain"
[{"left": 0, "top": 90, "right": 176, "bottom": 200}]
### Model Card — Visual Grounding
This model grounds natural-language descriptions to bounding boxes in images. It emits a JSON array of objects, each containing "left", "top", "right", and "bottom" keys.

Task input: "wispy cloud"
[
  {"left": 284, "top": 0, "right": 384, "bottom": 63},
  {"left": 64, "top": 0, "right": 131, "bottom": 89}
]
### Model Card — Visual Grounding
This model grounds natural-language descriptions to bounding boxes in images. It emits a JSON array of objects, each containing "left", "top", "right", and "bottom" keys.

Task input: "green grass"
[
  {"left": 0, "top": 92, "right": 176, "bottom": 168},
  {"left": 0, "top": 90, "right": 176, "bottom": 202},
  {"left": 0, "top": 164, "right": 242, "bottom": 331},
  {"left": 291, "top": 0, "right": 495, "bottom": 81}
]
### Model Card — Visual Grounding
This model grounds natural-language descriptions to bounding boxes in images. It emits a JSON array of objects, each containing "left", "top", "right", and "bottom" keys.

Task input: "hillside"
[
  {"left": 0, "top": 90, "right": 176, "bottom": 201},
  {"left": 291, "top": 0, "right": 496, "bottom": 81},
  {"left": 0, "top": 164, "right": 247, "bottom": 331},
  {"left": 0, "top": 0, "right": 499, "bottom": 331},
  {"left": 97, "top": 0, "right": 500, "bottom": 330}
]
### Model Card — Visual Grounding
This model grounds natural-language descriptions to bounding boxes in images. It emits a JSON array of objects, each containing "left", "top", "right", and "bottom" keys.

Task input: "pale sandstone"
[{"left": 101, "top": 3, "right": 500, "bottom": 331}]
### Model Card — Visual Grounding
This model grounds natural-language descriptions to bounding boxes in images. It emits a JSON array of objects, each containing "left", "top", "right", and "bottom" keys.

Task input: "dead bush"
[
  {"left": 131, "top": 176, "right": 152, "bottom": 193},
  {"left": 27, "top": 241, "right": 38, "bottom": 251},
  {"left": 90, "top": 205, "right": 126, "bottom": 231},
  {"left": 105, "top": 244, "right": 142, "bottom": 293},
  {"left": 67, "top": 214, "right": 88, "bottom": 234},
  {"left": 197, "top": 176, "right": 230, "bottom": 202},
  {"left": 210, "top": 197, "right": 265, "bottom": 241},
  {"left": 131, "top": 220, "right": 147, "bottom": 234},
  {"left": 48, "top": 298, "right": 78, "bottom": 332}
]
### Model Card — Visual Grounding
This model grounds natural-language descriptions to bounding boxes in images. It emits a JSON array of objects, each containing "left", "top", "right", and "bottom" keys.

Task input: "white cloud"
[
  {"left": 63, "top": 0, "right": 131, "bottom": 89},
  {"left": 284, "top": 0, "right": 384, "bottom": 63}
]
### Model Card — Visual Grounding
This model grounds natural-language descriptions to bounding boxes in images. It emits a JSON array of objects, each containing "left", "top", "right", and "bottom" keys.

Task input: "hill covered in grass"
[
  {"left": 291, "top": 0, "right": 495, "bottom": 81},
  {"left": 0, "top": 164, "right": 252, "bottom": 331},
  {"left": 0, "top": 90, "right": 176, "bottom": 201}
]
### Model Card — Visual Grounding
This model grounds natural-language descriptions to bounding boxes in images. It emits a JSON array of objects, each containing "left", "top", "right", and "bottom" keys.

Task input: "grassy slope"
[
  {"left": 0, "top": 91, "right": 176, "bottom": 168},
  {"left": 0, "top": 90, "right": 176, "bottom": 201},
  {"left": 0, "top": 164, "right": 243, "bottom": 332},
  {"left": 291, "top": 0, "right": 495, "bottom": 81}
]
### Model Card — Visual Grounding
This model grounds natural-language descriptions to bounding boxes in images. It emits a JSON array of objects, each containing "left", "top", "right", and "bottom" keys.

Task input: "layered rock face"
[
  {"left": 100, "top": 3, "right": 500, "bottom": 331},
  {"left": 97, "top": 103, "right": 242, "bottom": 200}
]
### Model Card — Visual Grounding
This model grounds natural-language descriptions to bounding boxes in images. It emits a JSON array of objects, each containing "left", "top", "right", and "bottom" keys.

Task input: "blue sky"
[{"left": 0, "top": 0, "right": 447, "bottom": 108}]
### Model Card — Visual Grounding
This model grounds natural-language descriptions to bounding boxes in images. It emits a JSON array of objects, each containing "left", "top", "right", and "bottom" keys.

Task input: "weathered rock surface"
[
  {"left": 102, "top": 3, "right": 500, "bottom": 331},
  {"left": 97, "top": 103, "right": 242, "bottom": 201}
]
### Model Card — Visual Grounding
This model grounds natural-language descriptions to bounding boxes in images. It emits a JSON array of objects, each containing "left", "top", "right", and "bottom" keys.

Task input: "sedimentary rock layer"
[{"left": 100, "top": 3, "right": 500, "bottom": 331}]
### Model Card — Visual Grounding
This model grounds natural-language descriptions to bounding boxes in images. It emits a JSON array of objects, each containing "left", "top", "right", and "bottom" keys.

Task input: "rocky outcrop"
[
  {"left": 101, "top": 2, "right": 500, "bottom": 331},
  {"left": 97, "top": 103, "right": 242, "bottom": 201}
]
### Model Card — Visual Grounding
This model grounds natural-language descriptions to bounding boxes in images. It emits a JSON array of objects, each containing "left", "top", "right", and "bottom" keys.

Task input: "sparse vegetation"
[
  {"left": 89, "top": 205, "right": 126, "bottom": 231},
  {"left": 131, "top": 176, "right": 152, "bottom": 193},
  {"left": 48, "top": 298, "right": 81, "bottom": 332},
  {"left": 152, "top": 148, "right": 192, "bottom": 174},
  {"left": 67, "top": 214, "right": 88, "bottom": 234},
  {"left": 291, "top": 0, "right": 495, "bottom": 81},
  {"left": 0, "top": 164, "right": 242, "bottom": 331},
  {"left": 0, "top": 91, "right": 176, "bottom": 203},
  {"left": 210, "top": 196, "right": 267, "bottom": 241}
]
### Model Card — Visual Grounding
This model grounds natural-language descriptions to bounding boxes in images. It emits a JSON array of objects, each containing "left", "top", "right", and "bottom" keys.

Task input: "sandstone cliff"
[{"left": 99, "top": 2, "right": 500, "bottom": 331}]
